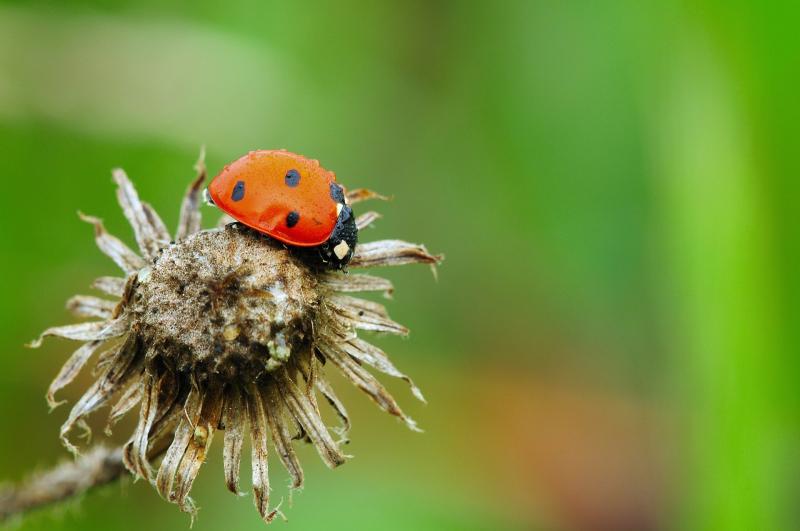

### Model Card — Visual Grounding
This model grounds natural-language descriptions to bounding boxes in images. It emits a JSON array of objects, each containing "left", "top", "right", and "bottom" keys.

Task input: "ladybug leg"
[
  {"left": 216, "top": 214, "right": 237, "bottom": 229},
  {"left": 202, "top": 187, "right": 216, "bottom": 207},
  {"left": 176, "top": 148, "right": 207, "bottom": 241},
  {"left": 316, "top": 247, "right": 331, "bottom": 266}
]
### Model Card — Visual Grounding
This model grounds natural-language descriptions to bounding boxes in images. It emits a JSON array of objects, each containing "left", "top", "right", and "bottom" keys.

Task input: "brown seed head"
[{"left": 133, "top": 225, "right": 320, "bottom": 382}]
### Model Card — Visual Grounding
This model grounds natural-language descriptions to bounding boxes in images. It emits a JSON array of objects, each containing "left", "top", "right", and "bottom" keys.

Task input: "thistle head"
[{"left": 30, "top": 151, "right": 441, "bottom": 523}]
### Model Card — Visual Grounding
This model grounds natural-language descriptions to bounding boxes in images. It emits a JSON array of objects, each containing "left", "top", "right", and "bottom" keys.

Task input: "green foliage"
[{"left": 0, "top": 1, "right": 795, "bottom": 529}]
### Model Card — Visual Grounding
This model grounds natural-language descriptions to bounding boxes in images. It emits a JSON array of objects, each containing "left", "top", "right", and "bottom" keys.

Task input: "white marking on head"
[{"left": 333, "top": 240, "right": 350, "bottom": 260}]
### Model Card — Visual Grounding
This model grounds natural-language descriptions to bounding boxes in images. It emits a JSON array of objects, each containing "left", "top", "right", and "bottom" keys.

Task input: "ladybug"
[{"left": 205, "top": 150, "right": 357, "bottom": 269}]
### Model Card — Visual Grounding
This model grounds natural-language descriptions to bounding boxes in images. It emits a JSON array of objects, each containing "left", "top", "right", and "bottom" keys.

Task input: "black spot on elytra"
[
  {"left": 285, "top": 169, "right": 301, "bottom": 187},
  {"left": 231, "top": 180, "right": 245, "bottom": 202},
  {"left": 286, "top": 211, "right": 300, "bottom": 228},
  {"left": 330, "top": 182, "right": 345, "bottom": 204}
]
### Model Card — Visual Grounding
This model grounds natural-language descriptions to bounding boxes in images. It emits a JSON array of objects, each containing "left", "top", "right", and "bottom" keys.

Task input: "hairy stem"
[{"left": 0, "top": 446, "right": 127, "bottom": 522}]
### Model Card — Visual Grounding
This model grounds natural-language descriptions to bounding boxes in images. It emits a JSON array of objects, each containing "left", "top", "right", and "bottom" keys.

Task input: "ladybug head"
[{"left": 318, "top": 203, "right": 358, "bottom": 269}]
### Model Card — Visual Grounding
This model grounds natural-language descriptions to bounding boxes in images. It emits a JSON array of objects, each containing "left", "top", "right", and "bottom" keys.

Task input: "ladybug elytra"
[{"left": 206, "top": 150, "right": 357, "bottom": 268}]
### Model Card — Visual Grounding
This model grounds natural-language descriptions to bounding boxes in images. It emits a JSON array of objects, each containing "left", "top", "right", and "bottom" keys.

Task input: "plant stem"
[{"left": 0, "top": 445, "right": 126, "bottom": 522}]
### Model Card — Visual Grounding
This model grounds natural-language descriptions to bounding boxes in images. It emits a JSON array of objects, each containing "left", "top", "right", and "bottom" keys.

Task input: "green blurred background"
[{"left": 0, "top": 1, "right": 797, "bottom": 530}]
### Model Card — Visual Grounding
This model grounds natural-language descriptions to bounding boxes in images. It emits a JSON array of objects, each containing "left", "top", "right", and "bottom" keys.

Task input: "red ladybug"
[{"left": 206, "top": 150, "right": 357, "bottom": 268}]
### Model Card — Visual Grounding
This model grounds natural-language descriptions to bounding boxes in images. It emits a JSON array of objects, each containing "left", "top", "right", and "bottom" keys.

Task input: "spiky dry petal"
[
  {"left": 331, "top": 294, "right": 390, "bottom": 316},
  {"left": 142, "top": 202, "right": 172, "bottom": 244},
  {"left": 125, "top": 371, "right": 168, "bottom": 479},
  {"left": 314, "top": 372, "right": 351, "bottom": 437},
  {"left": 355, "top": 211, "right": 381, "bottom": 230},
  {"left": 274, "top": 371, "right": 346, "bottom": 469},
  {"left": 106, "top": 381, "right": 143, "bottom": 435},
  {"left": 319, "top": 272, "right": 394, "bottom": 297},
  {"left": 350, "top": 239, "right": 442, "bottom": 269},
  {"left": 221, "top": 385, "right": 245, "bottom": 495},
  {"left": 155, "top": 384, "right": 202, "bottom": 503},
  {"left": 46, "top": 341, "right": 104, "bottom": 409},
  {"left": 263, "top": 385, "right": 304, "bottom": 489},
  {"left": 140, "top": 381, "right": 184, "bottom": 456},
  {"left": 172, "top": 382, "right": 223, "bottom": 512},
  {"left": 176, "top": 149, "right": 207, "bottom": 240},
  {"left": 91, "top": 276, "right": 127, "bottom": 297},
  {"left": 66, "top": 295, "right": 118, "bottom": 320},
  {"left": 79, "top": 213, "right": 146, "bottom": 274},
  {"left": 113, "top": 168, "right": 167, "bottom": 259},
  {"left": 29, "top": 318, "right": 129, "bottom": 348},
  {"left": 346, "top": 188, "right": 389, "bottom": 204},
  {"left": 339, "top": 337, "right": 425, "bottom": 403},
  {"left": 60, "top": 338, "right": 144, "bottom": 454},
  {"left": 327, "top": 294, "right": 408, "bottom": 335},
  {"left": 296, "top": 354, "right": 320, "bottom": 407},
  {"left": 93, "top": 343, "right": 121, "bottom": 376},
  {"left": 246, "top": 384, "right": 277, "bottom": 523},
  {"left": 320, "top": 341, "right": 421, "bottom": 432}
]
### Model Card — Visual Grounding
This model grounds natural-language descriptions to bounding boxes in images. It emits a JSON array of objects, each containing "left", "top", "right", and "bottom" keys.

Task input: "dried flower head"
[{"left": 30, "top": 152, "right": 441, "bottom": 523}]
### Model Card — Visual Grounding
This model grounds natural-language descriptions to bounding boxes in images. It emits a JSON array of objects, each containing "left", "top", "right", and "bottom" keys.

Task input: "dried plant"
[{"left": 15, "top": 152, "right": 441, "bottom": 524}]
